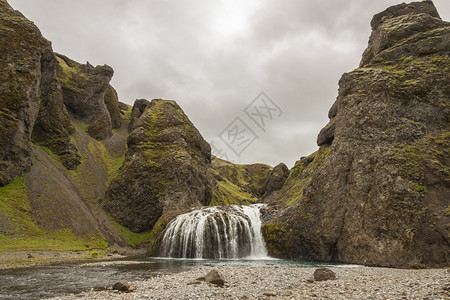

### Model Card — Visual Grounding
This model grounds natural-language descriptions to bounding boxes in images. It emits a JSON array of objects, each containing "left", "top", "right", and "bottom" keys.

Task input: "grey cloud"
[{"left": 8, "top": 0, "right": 450, "bottom": 167}]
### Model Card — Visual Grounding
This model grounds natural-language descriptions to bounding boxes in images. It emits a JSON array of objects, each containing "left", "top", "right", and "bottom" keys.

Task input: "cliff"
[
  {"left": 0, "top": 0, "right": 134, "bottom": 254},
  {"left": 263, "top": 0, "right": 449, "bottom": 268},
  {"left": 0, "top": 0, "right": 448, "bottom": 268}
]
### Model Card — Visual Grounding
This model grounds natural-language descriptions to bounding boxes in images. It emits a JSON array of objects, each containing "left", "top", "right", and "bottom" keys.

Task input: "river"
[{"left": 0, "top": 257, "right": 335, "bottom": 299}]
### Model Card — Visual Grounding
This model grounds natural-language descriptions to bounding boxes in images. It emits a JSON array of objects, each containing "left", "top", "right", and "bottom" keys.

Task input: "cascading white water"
[{"left": 157, "top": 204, "right": 269, "bottom": 259}]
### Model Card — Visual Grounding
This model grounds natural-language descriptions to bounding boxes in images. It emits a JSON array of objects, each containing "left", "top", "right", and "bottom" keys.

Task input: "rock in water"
[
  {"left": 264, "top": 1, "right": 450, "bottom": 268},
  {"left": 104, "top": 99, "right": 217, "bottom": 232},
  {"left": 313, "top": 268, "right": 336, "bottom": 281},
  {"left": 204, "top": 269, "right": 226, "bottom": 287}
]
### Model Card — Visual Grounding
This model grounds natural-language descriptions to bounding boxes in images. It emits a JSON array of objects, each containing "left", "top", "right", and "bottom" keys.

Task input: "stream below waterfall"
[
  {"left": 1, "top": 204, "right": 340, "bottom": 299},
  {"left": 0, "top": 257, "right": 340, "bottom": 299}
]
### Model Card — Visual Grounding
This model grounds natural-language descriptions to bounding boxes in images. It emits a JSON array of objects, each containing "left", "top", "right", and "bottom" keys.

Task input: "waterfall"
[{"left": 157, "top": 204, "right": 269, "bottom": 259}]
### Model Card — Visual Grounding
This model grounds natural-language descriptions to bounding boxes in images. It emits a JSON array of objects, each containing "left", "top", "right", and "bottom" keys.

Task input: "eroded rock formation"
[
  {"left": 104, "top": 99, "right": 217, "bottom": 233},
  {"left": 263, "top": 0, "right": 449, "bottom": 268},
  {"left": 0, "top": 0, "right": 56, "bottom": 185}
]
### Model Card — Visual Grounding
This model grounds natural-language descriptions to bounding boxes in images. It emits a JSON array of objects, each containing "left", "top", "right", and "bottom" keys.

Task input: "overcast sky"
[{"left": 9, "top": 0, "right": 450, "bottom": 167}]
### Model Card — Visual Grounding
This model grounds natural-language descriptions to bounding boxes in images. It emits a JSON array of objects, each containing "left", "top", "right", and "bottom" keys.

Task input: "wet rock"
[
  {"left": 314, "top": 268, "right": 336, "bottom": 281},
  {"left": 204, "top": 269, "right": 226, "bottom": 287}
]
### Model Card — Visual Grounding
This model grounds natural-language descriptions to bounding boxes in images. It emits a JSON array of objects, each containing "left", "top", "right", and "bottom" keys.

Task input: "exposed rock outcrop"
[
  {"left": 104, "top": 99, "right": 217, "bottom": 233},
  {"left": 55, "top": 53, "right": 114, "bottom": 140},
  {"left": 264, "top": 1, "right": 450, "bottom": 268},
  {"left": 104, "top": 85, "right": 122, "bottom": 129},
  {"left": 0, "top": 0, "right": 54, "bottom": 185},
  {"left": 259, "top": 163, "right": 289, "bottom": 197}
]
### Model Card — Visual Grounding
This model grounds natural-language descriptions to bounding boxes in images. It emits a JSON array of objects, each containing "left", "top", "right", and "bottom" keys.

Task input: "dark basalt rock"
[
  {"left": 317, "top": 118, "right": 335, "bottom": 146},
  {"left": 31, "top": 49, "right": 81, "bottom": 170},
  {"left": 118, "top": 101, "right": 129, "bottom": 111},
  {"left": 128, "top": 99, "right": 150, "bottom": 131},
  {"left": 370, "top": 0, "right": 440, "bottom": 31},
  {"left": 104, "top": 99, "right": 217, "bottom": 233},
  {"left": 361, "top": 1, "right": 446, "bottom": 67},
  {"left": 104, "top": 85, "right": 122, "bottom": 129},
  {"left": 264, "top": 1, "right": 450, "bottom": 268},
  {"left": 55, "top": 53, "right": 114, "bottom": 140},
  {"left": 0, "top": 0, "right": 57, "bottom": 185},
  {"left": 260, "top": 163, "right": 289, "bottom": 197}
]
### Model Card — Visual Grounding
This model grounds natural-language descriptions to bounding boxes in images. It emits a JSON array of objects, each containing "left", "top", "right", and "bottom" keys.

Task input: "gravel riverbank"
[{"left": 49, "top": 265, "right": 449, "bottom": 299}]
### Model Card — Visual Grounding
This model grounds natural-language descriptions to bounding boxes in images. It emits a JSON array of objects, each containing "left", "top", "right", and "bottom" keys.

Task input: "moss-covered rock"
[
  {"left": 212, "top": 156, "right": 272, "bottom": 198},
  {"left": 55, "top": 53, "right": 114, "bottom": 140},
  {"left": 0, "top": 0, "right": 54, "bottom": 186},
  {"left": 265, "top": 1, "right": 450, "bottom": 268},
  {"left": 104, "top": 85, "right": 122, "bottom": 129},
  {"left": 31, "top": 50, "right": 81, "bottom": 170},
  {"left": 104, "top": 99, "right": 217, "bottom": 233}
]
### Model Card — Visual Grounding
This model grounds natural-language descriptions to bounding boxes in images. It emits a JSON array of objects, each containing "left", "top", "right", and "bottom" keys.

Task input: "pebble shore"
[{"left": 49, "top": 265, "right": 449, "bottom": 300}]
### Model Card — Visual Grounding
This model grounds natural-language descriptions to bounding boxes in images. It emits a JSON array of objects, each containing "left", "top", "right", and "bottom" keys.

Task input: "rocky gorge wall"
[
  {"left": 0, "top": 0, "right": 448, "bottom": 268},
  {"left": 262, "top": 1, "right": 449, "bottom": 268}
]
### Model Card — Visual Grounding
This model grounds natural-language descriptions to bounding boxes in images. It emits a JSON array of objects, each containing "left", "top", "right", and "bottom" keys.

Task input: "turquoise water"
[{"left": 0, "top": 257, "right": 337, "bottom": 299}]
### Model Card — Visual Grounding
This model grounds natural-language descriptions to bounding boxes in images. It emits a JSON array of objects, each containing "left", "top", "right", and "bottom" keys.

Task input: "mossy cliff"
[
  {"left": 0, "top": 0, "right": 54, "bottom": 186},
  {"left": 104, "top": 99, "right": 218, "bottom": 233},
  {"left": 263, "top": 1, "right": 449, "bottom": 268},
  {"left": 55, "top": 53, "right": 116, "bottom": 140},
  {"left": 0, "top": 0, "right": 138, "bottom": 253}
]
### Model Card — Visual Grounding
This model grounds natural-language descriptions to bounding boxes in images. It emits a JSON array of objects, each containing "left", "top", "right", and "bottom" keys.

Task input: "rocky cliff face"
[
  {"left": 0, "top": 0, "right": 136, "bottom": 254},
  {"left": 55, "top": 53, "right": 115, "bottom": 140},
  {"left": 0, "top": 0, "right": 55, "bottom": 186},
  {"left": 104, "top": 99, "right": 218, "bottom": 233},
  {"left": 264, "top": 1, "right": 449, "bottom": 268}
]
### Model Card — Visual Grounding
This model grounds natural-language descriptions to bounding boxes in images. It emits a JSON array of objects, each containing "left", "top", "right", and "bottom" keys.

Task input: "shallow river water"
[{"left": 0, "top": 257, "right": 334, "bottom": 299}]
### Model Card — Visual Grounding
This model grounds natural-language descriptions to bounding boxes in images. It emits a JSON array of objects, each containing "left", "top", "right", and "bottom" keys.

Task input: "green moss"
[
  {"left": 444, "top": 206, "right": 450, "bottom": 217},
  {"left": 0, "top": 176, "right": 107, "bottom": 251},
  {"left": 0, "top": 230, "right": 107, "bottom": 252},
  {"left": 113, "top": 221, "right": 153, "bottom": 249},
  {"left": 389, "top": 132, "right": 449, "bottom": 204},
  {"left": 120, "top": 104, "right": 133, "bottom": 128},
  {"left": 55, "top": 56, "right": 88, "bottom": 93},
  {"left": 87, "top": 140, "right": 124, "bottom": 184},
  {"left": 261, "top": 223, "right": 292, "bottom": 257},
  {"left": 211, "top": 156, "right": 272, "bottom": 197},
  {"left": 210, "top": 176, "right": 256, "bottom": 206},
  {"left": 278, "top": 145, "right": 331, "bottom": 206},
  {"left": 0, "top": 175, "right": 110, "bottom": 254}
]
